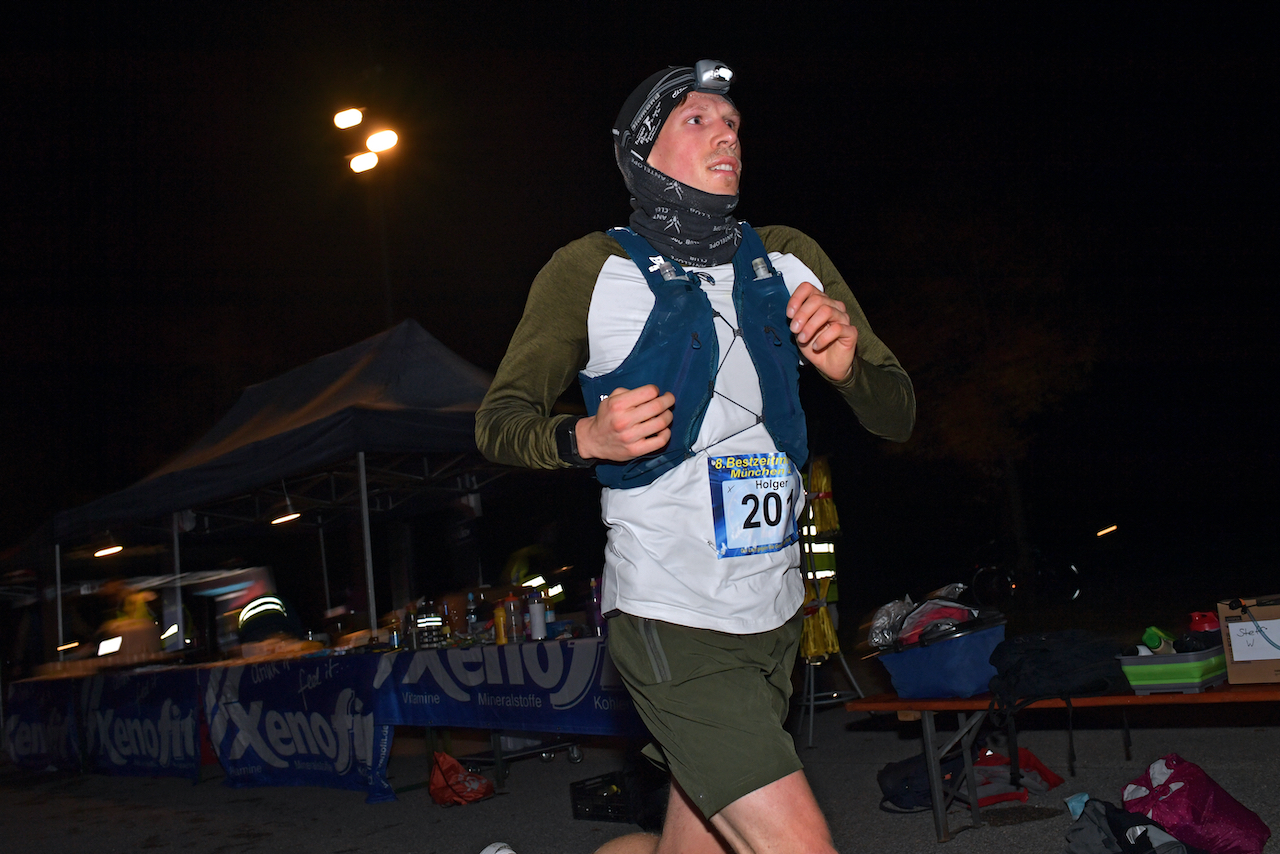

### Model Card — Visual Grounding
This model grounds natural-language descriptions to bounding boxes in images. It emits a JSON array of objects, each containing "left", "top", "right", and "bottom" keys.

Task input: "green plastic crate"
[{"left": 1117, "top": 645, "right": 1227, "bottom": 695}]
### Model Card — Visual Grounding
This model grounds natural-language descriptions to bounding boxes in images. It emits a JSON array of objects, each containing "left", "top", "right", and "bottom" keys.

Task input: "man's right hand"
[{"left": 575, "top": 385, "right": 675, "bottom": 462}]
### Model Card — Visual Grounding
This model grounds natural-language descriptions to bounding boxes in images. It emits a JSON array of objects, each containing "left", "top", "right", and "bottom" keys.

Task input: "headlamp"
[{"left": 694, "top": 60, "right": 734, "bottom": 95}]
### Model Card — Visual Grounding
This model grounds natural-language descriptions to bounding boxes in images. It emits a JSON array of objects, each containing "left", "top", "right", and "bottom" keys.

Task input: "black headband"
[{"left": 611, "top": 60, "right": 735, "bottom": 166}]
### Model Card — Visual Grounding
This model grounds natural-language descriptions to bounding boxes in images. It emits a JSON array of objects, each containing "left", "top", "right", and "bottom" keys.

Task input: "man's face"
[{"left": 646, "top": 92, "right": 741, "bottom": 195}]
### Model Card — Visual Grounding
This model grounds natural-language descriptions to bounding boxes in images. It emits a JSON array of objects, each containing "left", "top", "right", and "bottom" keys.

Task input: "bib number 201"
[
  {"left": 708, "top": 453, "right": 800, "bottom": 558},
  {"left": 741, "top": 489, "right": 793, "bottom": 530}
]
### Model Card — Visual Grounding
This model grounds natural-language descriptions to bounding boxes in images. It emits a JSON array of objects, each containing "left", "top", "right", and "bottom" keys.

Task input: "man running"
[{"left": 476, "top": 60, "right": 915, "bottom": 854}]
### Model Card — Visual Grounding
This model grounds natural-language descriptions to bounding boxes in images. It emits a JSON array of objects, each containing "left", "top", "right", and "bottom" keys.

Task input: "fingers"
[
  {"left": 786, "top": 282, "right": 851, "bottom": 349},
  {"left": 608, "top": 385, "right": 675, "bottom": 424},
  {"left": 786, "top": 282, "right": 858, "bottom": 382},
  {"left": 579, "top": 385, "right": 676, "bottom": 462},
  {"left": 603, "top": 386, "right": 674, "bottom": 445},
  {"left": 803, "top": 312, "right": 858, "bottom": 353}
]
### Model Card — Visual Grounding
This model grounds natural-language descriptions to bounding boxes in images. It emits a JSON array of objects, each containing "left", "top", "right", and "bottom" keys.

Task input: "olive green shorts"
[{"left": 606, "top": 610, "right": 805, "bottom": 819}]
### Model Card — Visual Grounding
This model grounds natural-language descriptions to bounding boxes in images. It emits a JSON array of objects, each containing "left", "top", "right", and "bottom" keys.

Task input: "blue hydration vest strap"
[
  {"left": 581, "top": 225, "right": 807, "bottom": 489},
  {"left": 732, "top": 227, "right": 808, "bottom": 471}
]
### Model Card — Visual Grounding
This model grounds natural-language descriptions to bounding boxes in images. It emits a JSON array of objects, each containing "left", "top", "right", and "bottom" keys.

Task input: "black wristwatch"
[{"left": 554, "top": 418, "right": 594, "bottom": 468}]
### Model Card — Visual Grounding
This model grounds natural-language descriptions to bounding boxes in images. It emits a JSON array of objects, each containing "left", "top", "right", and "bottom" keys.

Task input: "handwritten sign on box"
[{"left": 1226, "top": 617, "right": 1280, "bottom": 662}]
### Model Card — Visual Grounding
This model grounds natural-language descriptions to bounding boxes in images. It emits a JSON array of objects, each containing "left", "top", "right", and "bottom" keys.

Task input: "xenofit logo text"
[
  {"left": 205, "top": 666, "right": 376, "bottom": 773},
  {"left": 373, "top": 639, "right": 610, "bottom": 710},
  {"left": 5, "top": 708, "right": 73, "bottom": 761},
  {"left": 92, "top": 698, "right": 196, "bottom": 767}
]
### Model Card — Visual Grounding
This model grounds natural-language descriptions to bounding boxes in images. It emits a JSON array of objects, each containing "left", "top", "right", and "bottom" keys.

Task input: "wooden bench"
[{"left": 845, "top": 682, "right": 1280, "bottom": 842}]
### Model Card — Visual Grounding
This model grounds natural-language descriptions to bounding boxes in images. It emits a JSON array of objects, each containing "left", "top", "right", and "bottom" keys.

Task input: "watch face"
[
  {"left": 556, "top": 419, "right": 579, "bottom": 462},
  {"left": 557, "top": 419, "right": 591, "bottom": 466}
]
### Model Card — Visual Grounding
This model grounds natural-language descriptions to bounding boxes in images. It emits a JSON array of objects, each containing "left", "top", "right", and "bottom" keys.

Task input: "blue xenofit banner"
[
  {"left": 82, "top": 667, "right": 202, "bottom": 780},
  {"left": 7, "top": 638, "right": 642, "bottom": 800},
  {"left": 371, "top": 637, "right": 647, "bottom": 737},
  {"left": 199, "top": 656, "right": 394, "bottom": 803},
  {"left": 5, "top": 678, "right": 81, "bottom": 772}
]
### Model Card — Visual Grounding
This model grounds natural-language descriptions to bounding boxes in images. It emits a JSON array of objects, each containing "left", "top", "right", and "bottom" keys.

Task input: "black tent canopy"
[
  {"left": 55, "top": 319, "right": 496, "bottom": 543},
  {"left": 40, "top": 320, "right": 502, "bottom": 646}
]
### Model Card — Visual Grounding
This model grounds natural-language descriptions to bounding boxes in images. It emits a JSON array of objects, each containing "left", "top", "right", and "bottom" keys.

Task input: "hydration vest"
[{"left": 580, "top": 224, "right": 808, "bottom": 489}]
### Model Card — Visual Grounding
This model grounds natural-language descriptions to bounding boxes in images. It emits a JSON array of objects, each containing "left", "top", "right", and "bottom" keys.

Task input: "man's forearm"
[
  {"left": 829, "top": 357, "right": 916, "bottom": 443},
  {"left": 475, "top": 396, "right": 571, "bottom": 469},
  {"left": 474, "top": 235, "right": 608, "bottom": 469}
]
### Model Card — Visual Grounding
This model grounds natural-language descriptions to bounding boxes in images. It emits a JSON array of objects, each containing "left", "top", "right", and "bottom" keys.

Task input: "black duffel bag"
[
  {"left": 877, "top": 748, "right": 970, "bottom": 813},
  {"left": 987, "top": 628, "right": 1128, "bottom": 776},
  {"left": 988, "top": 629, "right": 1128, "bottom": 708}
]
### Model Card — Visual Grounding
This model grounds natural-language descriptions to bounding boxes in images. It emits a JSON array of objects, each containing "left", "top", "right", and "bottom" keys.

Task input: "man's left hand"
[{"left": 786, "top": 281, "right": 858, "bottom": 382}]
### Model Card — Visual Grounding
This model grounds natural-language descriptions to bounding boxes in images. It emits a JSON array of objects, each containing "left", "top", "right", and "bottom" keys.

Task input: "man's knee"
[
  {"left": 593, "top": 831, "right": 660, "bottom": 854},
  {"left": 712, "top": 771, "right": 836, "bottom": 854}
]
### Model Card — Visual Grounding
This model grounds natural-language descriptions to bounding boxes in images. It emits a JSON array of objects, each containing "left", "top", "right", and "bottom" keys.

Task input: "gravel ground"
[{"left": 3, "top": 698, "right": 1276, "bottom": 854}]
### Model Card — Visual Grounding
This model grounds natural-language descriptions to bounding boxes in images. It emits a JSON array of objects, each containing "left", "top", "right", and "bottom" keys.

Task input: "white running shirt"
[{"left": 583, "top": 250, "right": 824, "bottom": 633}]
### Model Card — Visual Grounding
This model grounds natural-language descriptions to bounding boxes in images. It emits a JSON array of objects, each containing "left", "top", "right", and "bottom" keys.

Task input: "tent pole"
[
  {"left": 172, "top": 513, "right": 184, "bottom": 654},
  {"left": 357, "top": 451, "right": 378, "bottom": 640},
  {"left": 318, "top": 521, "right": 331, "bottom": 613},
  {"left": 55, "top": 542, "right": 64, "bottom": 661}
]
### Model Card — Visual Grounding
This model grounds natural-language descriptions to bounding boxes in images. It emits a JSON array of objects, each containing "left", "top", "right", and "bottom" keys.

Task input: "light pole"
[{"left": 335, "top": 108, "right": 400, "bottom": 327}]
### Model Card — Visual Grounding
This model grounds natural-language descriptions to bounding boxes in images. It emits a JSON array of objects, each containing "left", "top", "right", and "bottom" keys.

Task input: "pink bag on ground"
[{"left": 1122, "top": 753, "right": 1270, "bottom": 854}]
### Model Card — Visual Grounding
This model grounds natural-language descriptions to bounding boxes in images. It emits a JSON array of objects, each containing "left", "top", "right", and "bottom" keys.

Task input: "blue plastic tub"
[{"left": 877, "top": 622, "right": 1005, "bottom": 699}]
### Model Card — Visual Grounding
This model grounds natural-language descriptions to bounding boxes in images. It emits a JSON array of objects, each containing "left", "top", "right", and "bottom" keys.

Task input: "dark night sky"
[{"left": 3, "top": 4, "right": 1277, "bottom": 604}]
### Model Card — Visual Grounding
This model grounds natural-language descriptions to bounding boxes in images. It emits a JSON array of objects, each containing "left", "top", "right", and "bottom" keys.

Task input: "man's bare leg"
[
  {"left": 594, "top": 777, "right": 729, "bottom": 854},
  {"left": 597, "top": 771, "right": 832, "bottom": 854},
  {"left": 709, "top": 770, "right": 836, "bottom": 854},
  {"left": 592, "top": 832, "right": 660, "bottom": 854}
]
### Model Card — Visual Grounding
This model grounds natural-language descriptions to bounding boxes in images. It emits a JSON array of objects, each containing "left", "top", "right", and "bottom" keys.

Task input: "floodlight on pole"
[
  {"left": 333, "top": 99, "right": 398, "bottom": 325},
  {"left": 350, "top": 151, "right": 379, "bottom": 173},
  {"left": 334, "top": 108, "right": 363, "bottom": 129},
  {"left": 365, "top": 129, "right": 398, "bottom": 152}
]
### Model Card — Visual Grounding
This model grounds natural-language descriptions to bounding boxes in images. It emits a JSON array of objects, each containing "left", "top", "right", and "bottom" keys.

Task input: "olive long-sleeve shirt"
[{"left": 476, "top": 225, "right": 914, "bottom": 468}]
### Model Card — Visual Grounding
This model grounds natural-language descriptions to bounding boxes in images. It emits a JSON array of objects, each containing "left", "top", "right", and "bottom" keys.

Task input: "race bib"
[{"left": 707, "top": 452, "right": 801, "bottom": 558}]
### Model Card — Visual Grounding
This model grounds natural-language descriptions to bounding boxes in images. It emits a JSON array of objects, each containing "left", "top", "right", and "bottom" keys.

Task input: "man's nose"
[{"left": 713, "top": 120, "right": 738, "bottom": 148}]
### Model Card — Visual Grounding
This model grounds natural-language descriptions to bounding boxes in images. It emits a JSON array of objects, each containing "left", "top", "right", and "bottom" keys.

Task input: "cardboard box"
[{"left": 1217, "top": 595, "right": 1280, "bottom": 684}]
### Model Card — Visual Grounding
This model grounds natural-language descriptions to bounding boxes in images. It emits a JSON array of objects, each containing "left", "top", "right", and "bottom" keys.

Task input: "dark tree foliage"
[{"left": 867, "top": 178, "right": 1098, "bottom": 588}]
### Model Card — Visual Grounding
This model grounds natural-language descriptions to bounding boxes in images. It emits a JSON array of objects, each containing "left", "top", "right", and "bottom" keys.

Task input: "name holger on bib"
[{"left": 707, "top": 452, "right": 801, "bottom": 558}]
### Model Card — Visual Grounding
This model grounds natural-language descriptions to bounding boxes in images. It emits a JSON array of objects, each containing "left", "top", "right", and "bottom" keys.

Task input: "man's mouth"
[{"left": 709, "top": 155, "right": 740, "bottom": 174}]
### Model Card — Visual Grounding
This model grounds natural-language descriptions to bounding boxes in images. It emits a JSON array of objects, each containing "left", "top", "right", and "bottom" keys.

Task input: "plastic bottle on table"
[
  {"left": 466, "top": 592, "right": 478, "bottom": 635},
  {"left": 494, "top": 602, "right": 508, "bottom": 645},
  {"left": 528, "top": 591, "right": 547, "bottom": 641},
  {"left": 1143, "top": 625, "right": 1175, "bottom": 654},
  {"left": 502, "top": 596, "right": 522, "bottom": 644},
  {"left": 404, "top": 602, "right": 418, "bottom": 650},
  {"left": 438, "top": 602, "right": 452, "bottom": 644},
  {"left": 1182, "top": 611, "right": 1223, "bottom": 652}
]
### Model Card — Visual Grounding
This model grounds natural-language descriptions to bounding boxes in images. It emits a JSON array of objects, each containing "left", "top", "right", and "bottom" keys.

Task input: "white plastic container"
[{"left": 528, "top": 595, "right": 547, "bottom": 640}]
